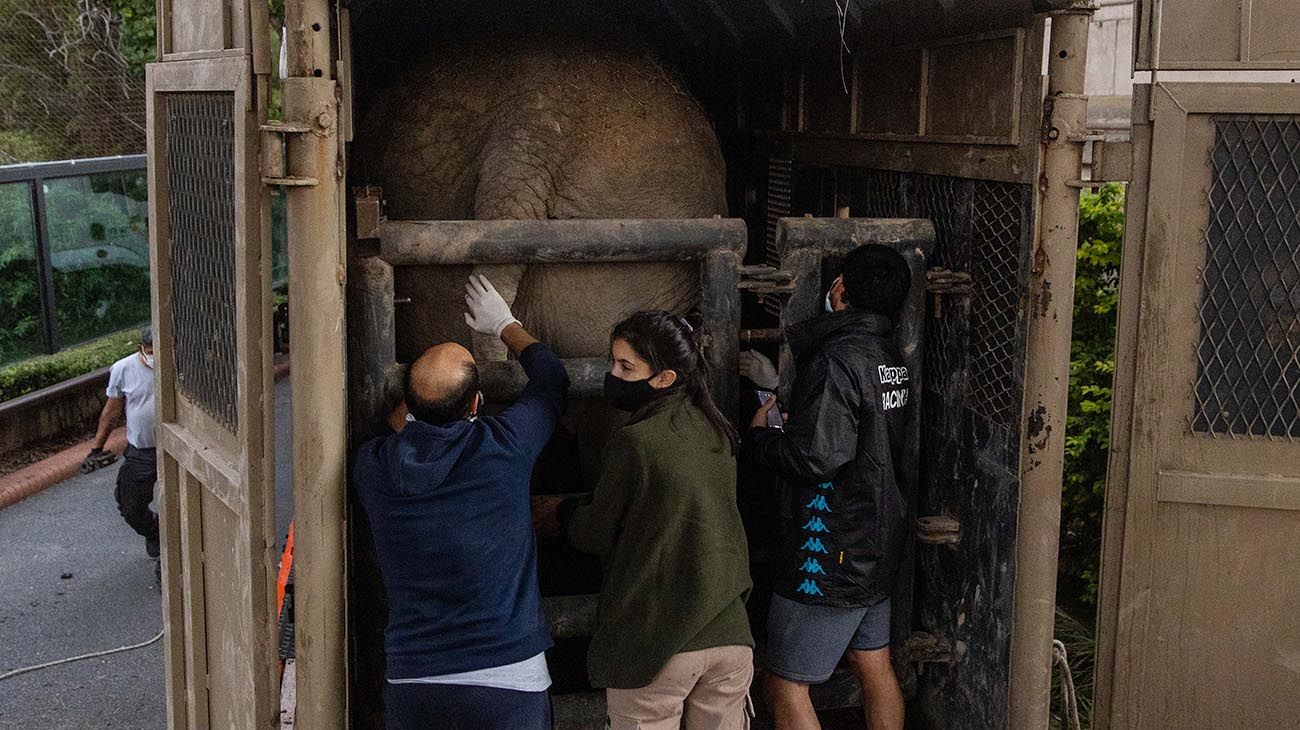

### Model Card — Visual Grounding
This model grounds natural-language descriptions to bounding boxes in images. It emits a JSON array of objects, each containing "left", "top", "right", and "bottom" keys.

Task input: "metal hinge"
[
  {"left": 916, "top": 514, "right": 961, "bottom": 545},
  {"left": 260, "top": 121, "right": 319, "bottom": 187}
]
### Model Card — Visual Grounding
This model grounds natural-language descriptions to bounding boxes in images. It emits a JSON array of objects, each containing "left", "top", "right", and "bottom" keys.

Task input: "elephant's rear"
[{"left": 355, "top": 33, "right": 727, "bottom": 358}]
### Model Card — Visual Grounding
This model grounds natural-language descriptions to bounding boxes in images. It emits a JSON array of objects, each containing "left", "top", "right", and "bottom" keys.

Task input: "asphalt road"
[{"left": 0, "top": 377, "right": 293, "bottom": 729}]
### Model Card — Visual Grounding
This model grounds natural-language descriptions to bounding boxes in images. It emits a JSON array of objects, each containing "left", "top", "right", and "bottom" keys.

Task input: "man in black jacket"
[{"left": 742, "top": 244, "right": 912, "bottom": 730}]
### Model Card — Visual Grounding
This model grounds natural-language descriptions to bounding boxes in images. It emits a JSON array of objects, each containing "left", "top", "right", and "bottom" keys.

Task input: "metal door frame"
[
  {"left": 147, "top": 54, "right": 278, "bottom": 729},
  {"left": 1095, "top": 81, "right": 1300, "bottom": 728}
]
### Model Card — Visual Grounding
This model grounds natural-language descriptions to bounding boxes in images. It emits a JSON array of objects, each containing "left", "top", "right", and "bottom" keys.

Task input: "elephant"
[{"left": 355, "top": 32, "right": 728, "bottom": 362}]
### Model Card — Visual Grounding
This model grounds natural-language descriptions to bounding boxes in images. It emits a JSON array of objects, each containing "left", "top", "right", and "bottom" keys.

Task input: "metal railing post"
[
  {"left": 284, "top": 0, "right": 348, "bottom": 726},
  {"left": 29, "top": 177, "right": 59, "bottom": 354},
  {"left": 1008, "top": 5, "right": 1094, "bottom": 728}
]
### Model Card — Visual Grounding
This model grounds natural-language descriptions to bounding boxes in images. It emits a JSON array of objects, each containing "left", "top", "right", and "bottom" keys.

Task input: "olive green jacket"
[{"left": 564, "top": 392, "right": 753, "bottom": 689}]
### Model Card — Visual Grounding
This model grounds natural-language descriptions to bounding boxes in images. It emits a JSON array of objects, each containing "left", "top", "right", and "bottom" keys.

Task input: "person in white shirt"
[{"left": 83, "top": 325, "right": 159, "bottom": 560}]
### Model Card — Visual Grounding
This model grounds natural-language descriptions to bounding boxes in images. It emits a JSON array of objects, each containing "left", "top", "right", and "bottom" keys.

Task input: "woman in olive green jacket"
[{"left": 556, "top": 311, "right": 754, "bottom": 730}]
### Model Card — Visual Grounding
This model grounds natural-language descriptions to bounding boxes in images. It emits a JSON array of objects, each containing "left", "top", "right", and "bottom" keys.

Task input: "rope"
[
  {"left": 1053, "top": 639, "right": 1083, "bottom": 730},
  {"left": 0, "top": 629, "right": 164, "bottom": 683}
]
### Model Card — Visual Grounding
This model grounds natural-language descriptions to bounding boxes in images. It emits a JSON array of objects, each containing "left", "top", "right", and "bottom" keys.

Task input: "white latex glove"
[
  {"left": 464, "top": 274, "right": 519, "bottom": 337},
  {"left": 739, "top": 350, "right": 779, "bottom": 390}
]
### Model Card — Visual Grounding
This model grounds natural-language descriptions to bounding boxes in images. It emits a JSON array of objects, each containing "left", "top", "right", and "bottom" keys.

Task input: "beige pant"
[{"left": 606, "top": 645, "right": 754, "bottom": 730}]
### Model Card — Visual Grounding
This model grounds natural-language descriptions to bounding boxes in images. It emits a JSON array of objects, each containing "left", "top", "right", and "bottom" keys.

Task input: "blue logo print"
[
  {"left": 802, "top": 516, "right": 829, "bottom": 533},
  {"left": 796, "top": 579, "right": 825, "bottom": 597},
  {"left": 817, "top": 481, "right": 835, "bottom": 490},
  {"left": 799, "top": 557, "right": 826, "bottom": 575},
  {"left": 805, "top": 494, "right": 832, "bottom": 512},
  {"left": 800, "top": 537, "right": 830, "bottom": 554}
]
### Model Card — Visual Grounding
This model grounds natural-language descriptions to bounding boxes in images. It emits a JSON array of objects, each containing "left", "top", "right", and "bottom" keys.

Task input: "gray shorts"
[{"left": 764, "top": 594, "right": 892, "bottom": 684}]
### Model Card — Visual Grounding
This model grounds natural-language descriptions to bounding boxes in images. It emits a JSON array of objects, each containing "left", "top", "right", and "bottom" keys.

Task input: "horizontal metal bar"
[
  {"left": 378, "top": 218, "right": 747, "bottom": 266},
  {"left": 776, "top": 217, "right": 936, "bottom": 257},
  {"left": 740, "top": 328, "right": 784, "bottom": 346},
  {"left": 0, "top": 154, "right": 146, "bottom": 185},
  {"left": 544, "top": 594, "right": 598, "bottom": 640},
  {"left": 395, "top": 358, "right": 609, "bottom": 403},
  {"left": 479, "top": 358, "right": 607, "bottom": 401}
]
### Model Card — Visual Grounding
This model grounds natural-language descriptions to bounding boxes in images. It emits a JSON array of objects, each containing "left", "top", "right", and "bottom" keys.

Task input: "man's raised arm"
[{"left": 464, "top": 275, "right": 570, "bottom": 452}]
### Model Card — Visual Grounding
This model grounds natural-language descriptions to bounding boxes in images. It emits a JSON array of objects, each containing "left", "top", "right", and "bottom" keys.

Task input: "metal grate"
[
  {"left": 765, "top": 157, "right": 793, "bottom": 267},
  {"left": 967, "top": 180, "right": 1026, "bottom": 426},
  {"left": 166, "top": 93, "right": 238, "bottom": 431},
  {"left": 1193, "top": 117, "right": 1300, "bottom": 440}
]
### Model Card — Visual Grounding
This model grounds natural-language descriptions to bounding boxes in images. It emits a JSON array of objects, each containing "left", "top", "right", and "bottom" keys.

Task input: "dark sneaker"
[{"left": 146, "top": 535, "right": 160, "bottom": 558}]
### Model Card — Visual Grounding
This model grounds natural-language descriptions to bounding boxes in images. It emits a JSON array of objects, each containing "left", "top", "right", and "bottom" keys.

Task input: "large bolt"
[{"left": 316, "top": 111, "right": 335, "bottom": 129}]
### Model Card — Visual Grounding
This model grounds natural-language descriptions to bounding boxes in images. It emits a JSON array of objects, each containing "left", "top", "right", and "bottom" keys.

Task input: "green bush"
[
  {"left": 1051, "top": 182, "right": 1125, "bottom": 729},
  {"left": 1059, "top": 182, "right": 1125, "bottom": 614},
  {"left": 0, "top": 328, "right": 141, "bottom": 402}
]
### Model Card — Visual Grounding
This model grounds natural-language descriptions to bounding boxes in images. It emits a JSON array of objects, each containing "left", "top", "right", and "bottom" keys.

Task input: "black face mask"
[{"left": 603, "top": 372, "right": 660, "bottom": 412}]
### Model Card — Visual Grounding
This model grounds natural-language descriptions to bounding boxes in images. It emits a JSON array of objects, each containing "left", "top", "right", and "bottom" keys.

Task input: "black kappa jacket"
[{"left": 744, "top": 309, "right": 912, "bottom": 608}]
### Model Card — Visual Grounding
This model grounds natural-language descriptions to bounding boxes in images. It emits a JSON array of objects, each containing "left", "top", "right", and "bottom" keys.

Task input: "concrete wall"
[{"left": 0, "top": 369, "right": 108, "bottom": 457}]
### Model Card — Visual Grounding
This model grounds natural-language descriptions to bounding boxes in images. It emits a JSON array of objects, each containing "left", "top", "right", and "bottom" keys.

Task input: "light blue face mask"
[{"left": 824, "top": 288, "right": 834, "bottom": 313}]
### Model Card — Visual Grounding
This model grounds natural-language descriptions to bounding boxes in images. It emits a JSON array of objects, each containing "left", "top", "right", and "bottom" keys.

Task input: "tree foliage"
[{"left": 1059, "top": 182, "right": 1124, "bottom": 614}]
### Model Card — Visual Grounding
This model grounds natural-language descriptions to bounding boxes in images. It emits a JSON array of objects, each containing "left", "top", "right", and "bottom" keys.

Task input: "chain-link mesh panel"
[
  {"left": 856, "top": 168, "right": 905, "bottom": 218},
  {"left": 906, "top": 174, "right": 975, "bottom": 397},
  {"left": 166, "top": 93, "right": 238, "bottom": 431},
  {"left": 907, "top": 174, "right": 974, "bottom": 272},
  {"left": 967, "top": 180, "right": 1026, "bottom": 426},
  {"left": 1193, "top": 117, "right": 1300, "bottom": 440}
]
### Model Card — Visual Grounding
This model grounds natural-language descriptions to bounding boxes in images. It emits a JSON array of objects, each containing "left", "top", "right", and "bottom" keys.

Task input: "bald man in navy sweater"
[{"left": 354, "top": 275, "right": 569, "bottom": 730}]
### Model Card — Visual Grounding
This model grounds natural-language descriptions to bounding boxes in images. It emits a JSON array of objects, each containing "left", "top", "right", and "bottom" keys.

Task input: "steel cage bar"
[{"left": 350, "top": 217, "right": 748, "bottom": 440}]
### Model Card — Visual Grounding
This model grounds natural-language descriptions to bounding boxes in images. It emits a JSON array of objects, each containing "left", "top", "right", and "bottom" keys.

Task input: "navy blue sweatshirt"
[{"left": 353, "top": 343, "right": 569, "bottom": 679}]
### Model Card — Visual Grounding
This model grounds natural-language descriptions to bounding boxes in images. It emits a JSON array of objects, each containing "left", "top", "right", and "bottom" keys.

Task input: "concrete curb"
[{"left": 0, "top": 360, "right": 291, "bottom": 511}]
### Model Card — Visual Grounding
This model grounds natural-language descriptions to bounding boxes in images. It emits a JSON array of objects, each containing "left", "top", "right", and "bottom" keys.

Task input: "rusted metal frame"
[
  {"left": 283, "top": 0, "right": 348, "bottom": 726},
  {"left": 350, "top": 220, "right": 748, "bottom": 437},
  {"left": 144, "top": 63, "right": 186, "bottom": 730},
  {"left": 1007, "top": 7, "right": 1093, "bottom": 730},
  {"left": 147, "top": 54, "right": 273, "bottom": 730},
  {"left": 773, "top": 216, "right": 935, "bottom": 693},
  {"left": 1092, "top": 83, "right": 1153, "bottom": 730},
  {"left": 375, "top": 218, "right": 747, "bottom": 264},
  {"left": 767, "top": 18, "right": 1047, "bottom": 187}
]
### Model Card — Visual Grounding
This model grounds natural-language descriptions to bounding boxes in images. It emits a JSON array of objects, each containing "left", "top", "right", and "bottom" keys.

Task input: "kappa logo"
[
  {"left": 802, "top": 516, "right": 830, "bottom": 533},
  {"left": 816, "top": 481, "right": 835, "bottom": 490},
  {"left": 800, "top": 537, "right": 830, "bottom": 554},
  {"left": 805, "top": 494, "right": 832, "bottom": 512},
  {"left": 799, "top": 557, "right": 827, "bottom": 575},
  {"left": 878, "top": 364, "right": 909, "bottom": 386},
  {"left": 796, "top": 579, "right": 825, "bottom": 597}
]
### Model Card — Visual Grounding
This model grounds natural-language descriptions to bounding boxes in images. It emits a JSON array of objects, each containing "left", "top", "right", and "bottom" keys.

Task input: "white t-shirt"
[
  {"left": 386, "top": 652, "right": 551, "bottom": 693},
  {"left": 106, "top": 352, "right": 157, "bottom": 449}
]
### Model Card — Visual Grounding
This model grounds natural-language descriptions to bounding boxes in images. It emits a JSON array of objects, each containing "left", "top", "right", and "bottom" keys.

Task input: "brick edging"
[
  {"left": 0, "top": 359, "right": 290, "bottom": 511},
  {"left": 0, "top": 428, "right": 128, "bottom": 510}
]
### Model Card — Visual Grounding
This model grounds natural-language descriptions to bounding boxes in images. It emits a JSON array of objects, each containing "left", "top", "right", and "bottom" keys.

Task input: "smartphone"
[{"left": 755, "top": 390, "right": 784, "bottom": 429}]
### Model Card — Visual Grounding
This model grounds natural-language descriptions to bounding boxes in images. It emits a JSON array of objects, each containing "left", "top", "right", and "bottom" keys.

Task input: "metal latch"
[
  {"left": 916, "top": 515, "right": 961, "bottom": 545},
  {"left": 901, "top": 631, "right": 955, "bottom": 673},
  {"left": 925, "top": 268, "right": 973, "bottom": 319},
  {"left": 1089, "top": 139, "right": 1132, "bottom": 183},
  {"left": 737, "top": 265, "right": 795, "bottom": 304},
  {"left": 260, "top": 121, "right": 319, "bottom": 187},
  {"left": 354, "top": 186, "right": 385, "bottom": 240}
]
